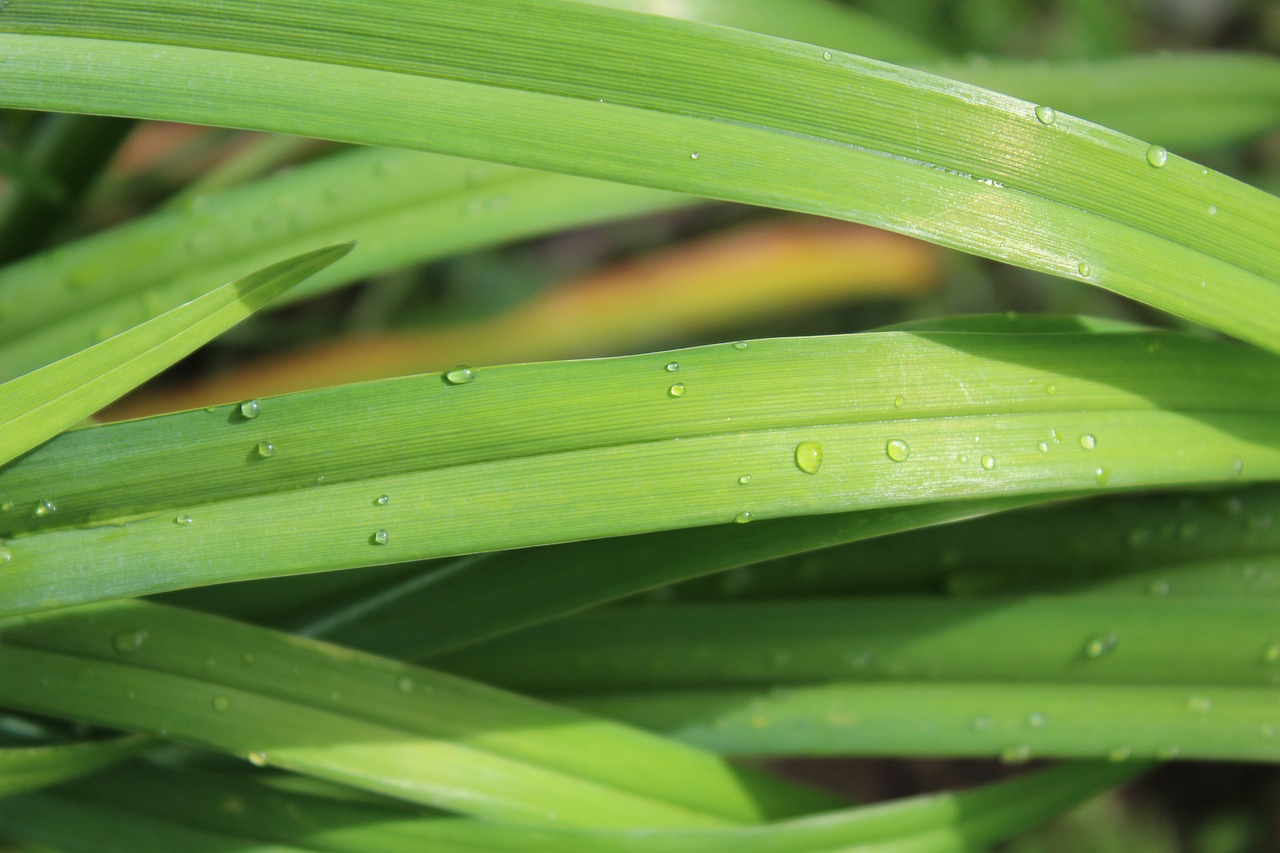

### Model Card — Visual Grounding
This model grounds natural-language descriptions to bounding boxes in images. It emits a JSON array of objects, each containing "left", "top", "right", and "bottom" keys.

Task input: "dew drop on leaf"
[
  {"left": 375, "top": 495, "right": 390, "bottom": 506},
  {"left": 247, "top": 751, "right": 269, "bottom": 767},
  {"left": 373, "top": 528, "right": 390, "bottom": 545},
  {"left": 665, "top": 361, "right": 679, "bottom": 372},
  {"left": 1079, "top": 434, "right": 1097, "bottom": 450},
  {"left": 113, "top": 631, "right": 149, "bottom": 653},
  {"left": 795, "top": 441, "right": 823, "bottom": 474},
  {"left": 1033, "top": 105, "right": 1056, "bottom": 125},
  {"left": 239, "top": 399, "right": 261, "bottom": 419},
  {"left": 33, "top": 498, "right": 56, "bottom": 517},
  {"left": 735, "top": 511, "right": 754, "bottom": 524},
  {"left": 737, "top": 474, "right": 752, "bottom": 485},
  {"left": 256, "top": 441, "right": 276, "bottom": 459},
  {"left": 885, "top": 439, "right": 910, "bottom": 463},
  {"left": 980, "top": 454, "right": 996, "bottom": 471},
  {"left": 444, "top": 366, "right": 477, "bottom": 385},
  {"left": 1146, "top": 144, "right": 1168, "bottom": 168},
  {"left": 1084, "top": 633, "right": 1118, "bottom": 658},
  {"left": 668, "top": 383, "right": 686, "bottom": 398}
]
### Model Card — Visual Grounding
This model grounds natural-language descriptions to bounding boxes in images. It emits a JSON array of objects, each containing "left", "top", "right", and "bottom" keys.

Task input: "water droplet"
[
  {"left": 668, "top": 383, "right": 686, "bottom": 398},
  {"left": 397, "top": 675, "right": 414, "bottom": 693},
  {"left": 372, "top": 528, "right": 390, "bottom": 545},
  {"left": 256, "top": 440, "right": 276, "bottom": 459},
  {"left": 1, "top": 501, "right": 13, "bottom": 512},
  {"left": 822, "top": 50, "right": 832, "bottom": 60},
  {"left": 1108, "top": 746, "right": 1132, "bottom": 762},
  {"left": 1148, "top": 579, "right": 1170, "bottom": 597},
  {"left": 885, "top": 439, "right": 910, "bottom": 463},
  {"left": 34, "top": 498, "right": 56, "bottom": 517},
  {"left": 113, "top": 631, "right": 149, "bottom": 653},
  {"left": 1001, "top": 744, "right": 1031, "bottom": 764},
  {"left": 794, "top": 441, "right": 823, "bottom": 474},
  {"left": 239, "top": 399, "right": 260, "bottom": 419},
  {"left": 1038, "top": 441, "right": 1049, "bottom": 452},
  {"left": 664, "top": 361, "right": 679, "bottom": 372},
  {"left": 375, "top": 495, "right": 390, "bottom": 506},
  {"left": 1026, "top": 712, "right": 1047, "bottom": 729},
  {"left": 1261, "top": 642, "right": 1280, "bottom": 664},
  {"left": 980, "top": 454, "right": 996, "bottom": 471},
  {"left": 1034, "top": 105, "right": 1056, "bottom": 125},
  {"left": 247, "top": 751, "right": 269, "bottom": 767},
  {"left": 175, "top": 514, "right": 193, "bottom": 525},
  {"left": 1077, "top": 262, "right": 1091, "bottom": 277},
  {"left": 1207, "top": 204, "right": 1218, "bottom": 215},
  {"left": 1187, "top": 695, "right": 1212, "bottom": 713},
  {"left": 1084, "top": 633, "right": 1118, "bottom": 658},
  {"left": 1156, "top": 745, "right": 1182, "bottom": 759},
  {"left": 1045, "top": 384, "right": 1057, "bottom": 396},
  {"left": 893, "top": 395, "right": 905, "bottom": 408},
  {"left": 737, "top": 474, "right": 752, "bottom": 485},
  {"left": 970, "top": 715, "right": 992, "bottom": 731},
  {"left": 1146, "top": 144, "right": 1168, "bottom": 168},
  {"left": 0, "top": 548, "right": 11, "bottom": 563},
  {"left": 957, "top": 453, "right": 969, "bottom": 464},
  {"left": 690, "top": 152, "right": 699, "bottom": 160},
  {"left": 212, "top": 695, "right": 231, "bottom": 712},
  {"left": 1094, "top": 467, "right": 1110, "bottom": 486},
  {"left": 1079, "top": 434, "right": 1097, "bottom": 450},
  {"left": 443, "top": 366, "right": 477, "bottom": 385},
  {"left": 732, "top": 341, "right": 749, "bottom": 350},
  {"left": 734, "top": 511, "right": 754, "bottom": 524}
]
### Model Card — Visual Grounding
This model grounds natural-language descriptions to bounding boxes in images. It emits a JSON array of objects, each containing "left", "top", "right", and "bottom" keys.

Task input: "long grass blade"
[
  {"left": 0, "top": 2, "right": 1276, "bottom": 348},
  {"left": 0, "top": 242, "right": 351, "bottom": 467}
]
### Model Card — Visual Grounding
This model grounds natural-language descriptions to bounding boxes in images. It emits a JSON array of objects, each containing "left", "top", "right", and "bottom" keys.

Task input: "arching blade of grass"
[
  {"left": 569, "top": 681, "right": 1280, "bottom": 763},
  {"left": 0, "top": 758, "right": 1142, "bottom": 852},
  {"left": 0, "top": 600, "right": 838, "bottom": 825},
  {"left": 1, "top": 2, "right": 1277, "bottom": 350},
  {"left": 0, "top": 242, "right": 351, "bottom": 467},
  {"left": 657, "top": 484, "right": 1280, "bottom": 603},
  {"left": 431, "top": 597, "right": 1280, "bottom": 692},
  {"left": 0, "top": 735, "right": 147, "bottom": 797},
  {"left": 3, "top": 328, "right": 1279, "bottom": 617},
  {"left": 0, "top": 147, "right": 689, "bottom": 382}
]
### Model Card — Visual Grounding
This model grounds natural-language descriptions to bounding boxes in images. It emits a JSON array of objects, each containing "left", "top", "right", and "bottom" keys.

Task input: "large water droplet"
[
  {"left": 1084, "top": 633, "right": 1118, "bottom": 658},
  {"left": 0, "top": 548, "right": 11, "bottom": 563},
  {"left": 668, "top": 383, "right": 686, "bottom": 398},
  {"left": 690, "top": 152, "right": 700, "bottom": 160},
  {"left": 1146, "top": 144, "right": 1169, "bottom": 168},
  {"left": 34, "top": 498, "right": 56, "bottom": 517},
  {"left": 734, "top": 511, "right": 755, "bottom": 524},
  {"left": 1094, "top": 467, "right": 1110, "bottom": 486},
  {"left": 732, "top": 341, "right": 749, "bottom": 350},
  {"left": 665, "top": 361, "right": 679, "bottom": 372},
  {"left": 256, "top": 441, "right": 276, "bottom": 459},
  {"left": 247, "top": 751, "right": 269, "bottom": 767},
  {"left": 822, "top": 50, "right": 833, "bottom": 61},
  {"left": 239, "top": 399, "right": 260, "bottom": 419},
  {"left": 737, "top": 474, "right": 752, "bottom": 485},
  {"left": 794, "top": 441, "right": 823, "bottom": 474},
  {"left": 885, "top": 439, "right": 910, "bottom": 463},
  {"left": 372, "top": 528, "right": 390, "bottom": 545},
  {"left": 980, "top": 454, "right": 996, "bottom": 471},
  {"left": 1077, "top": 262, "right": 1091, "bottom": 277},
  {"left": 375, "top": 495, "right": 390, "bottom": 507},
  {"left": 893, "top": 395, "right": 905, "bottom": 408},
  {"left": 1034, "top": 105, "right": 1056, "bottom": 125},
  {"left": 444, "top": 366, "right": 477, "bottom": 385},
  {"left": 1079, "top": 434, "right": 1097, "bottom": 450},
  {"left": 175, "top": 514, "right": 193, "bottom": 525}
]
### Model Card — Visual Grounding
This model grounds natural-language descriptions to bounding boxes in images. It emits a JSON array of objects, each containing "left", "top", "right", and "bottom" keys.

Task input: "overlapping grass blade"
[
  {"left": 570, "top": 680, "right": 1279, "bottom": 763},
  {"left": 0, "top": 758, "right": 1141, "bottom": 852},
  {"left": 0, "top": 735, "right": 146, "bottom": 797},
  {"left": 0, "top": 600, "right": 838, "bottom": 825},
  {"left": 657, "top": 484, "right": 1280, "bottom": 602},
  {"left": 0, "top": 242, "right": 351, "bottom": 467},
  {"left": 431, "top": 597, "right": 1280, "bottom": 693},
  {"left": 0, "top": 147, "right": 689, "bottom": 381},
  {"left": 1, "top": 1, "right": 1277, "bottom": 348},
  {"left": 4, "top": 329, "right": 1279, "bottom": 616}
]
